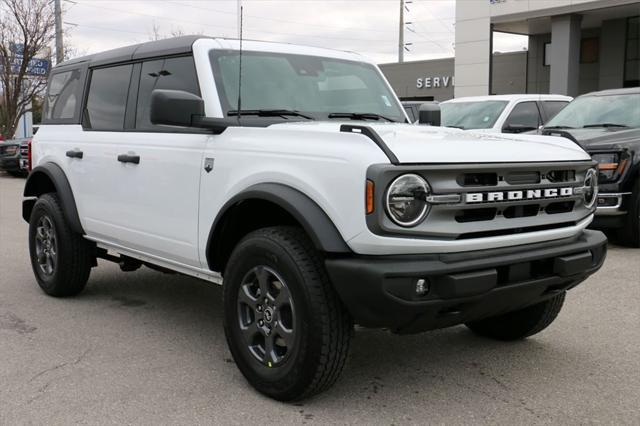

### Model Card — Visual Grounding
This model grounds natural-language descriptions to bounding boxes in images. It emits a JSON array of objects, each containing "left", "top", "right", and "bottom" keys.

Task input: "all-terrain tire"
[
  {"left": 465, "top": 292, "right": 566, "bottom": 341},
  {"left": 617, "top": 179, "right": 640, "bottom": 247},
  {"left": 28, "top": 193, "right": 93, "bottom": 297},
  {"left": 223, "top": 226, "right": 352, "bottom": 401}
]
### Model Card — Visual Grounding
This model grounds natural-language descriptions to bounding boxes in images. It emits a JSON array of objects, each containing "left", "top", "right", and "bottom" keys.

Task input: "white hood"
[{"left": 269, "top": 122, "right": 590, "bottom": 164}]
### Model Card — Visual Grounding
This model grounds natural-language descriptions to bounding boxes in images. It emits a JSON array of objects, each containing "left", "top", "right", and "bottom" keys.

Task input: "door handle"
[
  {"left": 66, "top": 150, "right": 83, "bottom": 159},
  {"left": 117, "top": 154, "right": 140, "bottom": 164}
]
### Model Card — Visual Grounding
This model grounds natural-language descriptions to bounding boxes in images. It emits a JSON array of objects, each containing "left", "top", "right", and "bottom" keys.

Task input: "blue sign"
[{"left": 0, "top": 55, "right": 50, "bottom": 77}]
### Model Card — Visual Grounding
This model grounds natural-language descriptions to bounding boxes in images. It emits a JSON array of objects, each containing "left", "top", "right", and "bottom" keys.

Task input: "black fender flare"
[
  {"left": 23, "top": 163, "right": 84, "bottom": 234},
  {"left": 206, "top": 183, "right": 351, "bottom": 270}
]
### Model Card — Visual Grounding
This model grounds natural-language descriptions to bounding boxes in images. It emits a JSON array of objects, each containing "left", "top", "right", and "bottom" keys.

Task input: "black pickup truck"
[
  {"left": 0, "top": 139, "right": 24, "bottom": 176},
  {"left": 540, "top": 87, "right": 640, "bottom": 246}
]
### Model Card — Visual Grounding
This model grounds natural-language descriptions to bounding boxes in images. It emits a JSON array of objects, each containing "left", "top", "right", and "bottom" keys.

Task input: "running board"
[{"left": 88, "top": 238, "right": 223, "bottom": 284}]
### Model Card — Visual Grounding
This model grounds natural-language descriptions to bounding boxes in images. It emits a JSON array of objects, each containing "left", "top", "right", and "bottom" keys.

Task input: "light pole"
[
  {"left": 398, "top": 0, "right": 404, "bottom": 63},
  {"left": 54, "top": 0, "right": 64, "bottom": 63}
]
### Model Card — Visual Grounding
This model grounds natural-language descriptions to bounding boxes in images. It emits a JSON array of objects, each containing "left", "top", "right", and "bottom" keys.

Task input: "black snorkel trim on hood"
[{"left": 340, "top": 124, "right": 400, "bottom": 165}]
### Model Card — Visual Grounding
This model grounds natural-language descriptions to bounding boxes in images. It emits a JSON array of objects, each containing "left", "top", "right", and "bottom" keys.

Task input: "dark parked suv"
[{"left": 541, "top": 87, "right": 640, "bottom": 246}]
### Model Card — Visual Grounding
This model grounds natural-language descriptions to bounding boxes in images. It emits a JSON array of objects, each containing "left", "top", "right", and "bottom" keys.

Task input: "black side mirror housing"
[
  {"left": 418, "top": 103, "right": 441, "bottom": 126},
  {"left": 150, "top": 89, "right": 205, "bottom": 127},
  {"left": 150, "top": 89, "right": 233, "bottom": 134}
]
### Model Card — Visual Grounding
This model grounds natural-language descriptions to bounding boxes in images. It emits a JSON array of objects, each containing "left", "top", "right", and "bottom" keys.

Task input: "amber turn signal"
[{"left": 366, "top": 180, "right": 374, "bottom": 214}]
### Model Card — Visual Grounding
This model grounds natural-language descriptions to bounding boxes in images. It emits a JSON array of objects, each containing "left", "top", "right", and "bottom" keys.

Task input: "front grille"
[
  {"left": 368, "top": 161, "right": 596, "bottom": 240},
  {"left": 547, "top": 170, "right": 575, "bottom": 183},
  {"left": 458, "top": 173, "right": 497, "bottom": 186},
  {"left": 502, "top": 204, "right": 539, "bottom": 219},
  {"left": 19, "top": 142, "right": 29, "bottom": 157},
  {"left": 505, "top": 171, "right": 540, "bottom": 185},
  {"left": 455, "top": 208, "right": 496, "bottom": 223}
]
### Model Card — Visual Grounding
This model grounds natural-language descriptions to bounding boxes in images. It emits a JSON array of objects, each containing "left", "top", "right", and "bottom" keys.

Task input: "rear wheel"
[
  {"left": 223, "top": 226, "right": 352, "bottom": 401},
  {"left": 465, "top": 292, "right": 565, "bottom": 341},
  {"left": 28, "top": 193, "right": 93, "bottom": 297}
]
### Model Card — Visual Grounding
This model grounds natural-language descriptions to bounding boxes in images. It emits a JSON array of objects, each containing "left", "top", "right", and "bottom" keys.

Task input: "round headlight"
[
  {"left": 583, "top": 168, "right": 598, "bottom": 209},
  {"left": 385, "top": 174, "right": 430, "bottom": 227}
]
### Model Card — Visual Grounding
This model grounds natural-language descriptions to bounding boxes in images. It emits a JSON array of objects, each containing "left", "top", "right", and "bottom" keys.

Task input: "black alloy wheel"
[
  {"left": 237, "top": 266, "right": 296, "bottom": 367},
  {"left": 34, "top": 215, "right": 58, "bottom": 276}
]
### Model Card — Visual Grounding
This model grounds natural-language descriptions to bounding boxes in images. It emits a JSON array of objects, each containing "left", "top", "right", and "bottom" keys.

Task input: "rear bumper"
[{"left": 325, "top": 230, "right": 607, "bottom": 334}]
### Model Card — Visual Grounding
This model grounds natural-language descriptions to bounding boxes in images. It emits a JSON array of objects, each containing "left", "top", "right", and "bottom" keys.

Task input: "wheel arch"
[
  {"left": 206, "top": 183, "right": 351, "bottom": 273},
  {"left": 23, "top": 163, "right": 84, "bottom": 234}
]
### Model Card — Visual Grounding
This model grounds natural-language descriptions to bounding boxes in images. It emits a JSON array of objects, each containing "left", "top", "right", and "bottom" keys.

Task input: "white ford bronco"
[{"left": 24, "top": 36, "right": 607, "bottom": 401}]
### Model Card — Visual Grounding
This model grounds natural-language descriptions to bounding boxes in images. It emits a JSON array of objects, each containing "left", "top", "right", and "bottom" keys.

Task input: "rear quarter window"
[{"left": 43, "top": 68, "right": 85, "bottom": 123}]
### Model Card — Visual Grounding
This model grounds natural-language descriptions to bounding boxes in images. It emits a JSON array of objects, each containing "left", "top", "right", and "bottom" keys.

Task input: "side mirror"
[
  {"left": 150, "top": 89, "right": 205, "bottom": 127},
  {"left": 418, "top": 103, "right": 441, "bottom": 126}
]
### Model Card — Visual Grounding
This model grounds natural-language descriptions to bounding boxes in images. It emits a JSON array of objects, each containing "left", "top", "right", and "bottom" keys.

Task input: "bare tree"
[
  {"left": 0, "top": 0, "right": 55, "bottom": 138},
  {"left": 148, "top": 21, "right": 187, "bottom": 41}
]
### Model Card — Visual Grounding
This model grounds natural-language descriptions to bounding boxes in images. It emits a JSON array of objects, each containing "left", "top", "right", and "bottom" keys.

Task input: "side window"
[
  {"left": 541, "top": 101, "right": 569, "bottom": 123},
  {"left": 135, "top": 56, "right": 200, "bottom": 129},
  {"left": 45, "top": 69, "right": 83, "bottom": 122},
  {"left": 503, "top": 101, "right": 541, "bottom": 133},
  {"left": 85, "top": 64, "right": 133, "bottom": 131}
]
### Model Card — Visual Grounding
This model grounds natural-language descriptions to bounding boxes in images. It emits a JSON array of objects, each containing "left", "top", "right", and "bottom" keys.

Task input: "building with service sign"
[
  {"left": 455, "top": 0, "right": 639, "bottom": 97},
  {"left": 380, "top": 52, "right": 527, "bottom": 101}
]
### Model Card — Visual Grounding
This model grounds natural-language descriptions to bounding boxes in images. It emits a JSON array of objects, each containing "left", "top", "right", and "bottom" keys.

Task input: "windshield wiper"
[
  {"left": 543, "top": 125, "right": 575, "bottom": 130},
  {"left": 227, "top": 109, "right": 314, "bottom": 119},
  {"left": 444, "top": 125, "right": 465, "bottom": 130},
  {"left": 327, "top": 112, "right": 396, "bottom": 122},
  {"left": 582, "top": 123, "right": 629, "bottom": 129}
]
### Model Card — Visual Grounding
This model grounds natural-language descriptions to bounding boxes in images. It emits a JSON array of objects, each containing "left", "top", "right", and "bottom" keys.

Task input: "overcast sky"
[{"left": 62, "top": 0, "right": 528, "bottom": 63}]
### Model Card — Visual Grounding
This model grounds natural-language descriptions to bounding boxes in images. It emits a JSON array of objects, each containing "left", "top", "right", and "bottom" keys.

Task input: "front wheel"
[
  {"left": 223, "top": 226, "right": 352, "bottom": 401},
  {"left": 465, "top": 292, "right": 566, "bottom": 341}
]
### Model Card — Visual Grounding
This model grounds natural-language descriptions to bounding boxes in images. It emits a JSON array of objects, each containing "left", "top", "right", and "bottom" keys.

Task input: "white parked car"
[
  {"left": 441, "top": 94, "right": 572, "bottom": 134},
  {"left": 24, "top": 37, "right": 605, "bottom": 401}
]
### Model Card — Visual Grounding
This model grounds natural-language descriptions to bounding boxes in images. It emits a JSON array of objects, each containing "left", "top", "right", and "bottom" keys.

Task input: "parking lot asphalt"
[{"left": 1, "top": 171, "right": 639, "bottom": 425}]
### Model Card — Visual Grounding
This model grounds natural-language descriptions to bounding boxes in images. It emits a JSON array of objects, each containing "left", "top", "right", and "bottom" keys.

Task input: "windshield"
[
  {"left": 440, "top": 101, "right": 508, "bottom": 129},
  {"left": 545, "top": 93, "right": 640, "bottom": 128},
  {"left": 210, "top": 50, "right": 406, "bottom": 122}
]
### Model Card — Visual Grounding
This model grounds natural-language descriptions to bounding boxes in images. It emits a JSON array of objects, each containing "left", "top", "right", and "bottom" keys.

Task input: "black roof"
[{"left": 56, "top": 35, "right": 210, "bottom": 70}]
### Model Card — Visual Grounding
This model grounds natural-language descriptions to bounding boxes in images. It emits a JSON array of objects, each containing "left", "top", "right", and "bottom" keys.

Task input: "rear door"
[{"left": 74, "top": 57, "right": 207, "bottom": 267}]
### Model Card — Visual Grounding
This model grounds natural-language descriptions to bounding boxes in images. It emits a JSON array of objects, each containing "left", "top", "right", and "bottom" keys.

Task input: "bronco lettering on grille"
[{"left": 465, "top": 187, "right": 574, "bottom": 203}]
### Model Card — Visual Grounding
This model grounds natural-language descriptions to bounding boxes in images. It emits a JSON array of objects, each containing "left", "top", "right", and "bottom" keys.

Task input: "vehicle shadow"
[{"left": 75, "top": 261, "right": 600, "bottom": 417}]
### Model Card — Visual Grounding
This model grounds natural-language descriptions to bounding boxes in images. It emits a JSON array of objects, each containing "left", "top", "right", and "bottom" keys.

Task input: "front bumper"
[
  {"left": 326, "top": 230, "right": 607, "bottom": 334},
  {"left": 0, "top": 155, "right": 20, "bottom": 172},
  {"left": 593, "top": 192, "right": 632, "bottom": 228}
]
